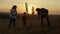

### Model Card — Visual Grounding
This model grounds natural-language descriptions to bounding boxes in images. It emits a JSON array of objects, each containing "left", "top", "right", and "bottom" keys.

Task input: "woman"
[{"left": 8, "top": 5, "right": 17, "bottom": 28}]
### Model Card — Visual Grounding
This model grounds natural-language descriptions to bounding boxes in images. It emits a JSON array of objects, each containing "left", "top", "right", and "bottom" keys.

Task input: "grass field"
[{"left": 0, "top": 14, "right": 60, "bottom": 34}]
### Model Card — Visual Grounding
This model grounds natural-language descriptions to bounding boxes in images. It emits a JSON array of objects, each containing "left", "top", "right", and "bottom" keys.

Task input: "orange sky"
[{"left": 0, "top": 0, "right": 60, "bottom": 15}]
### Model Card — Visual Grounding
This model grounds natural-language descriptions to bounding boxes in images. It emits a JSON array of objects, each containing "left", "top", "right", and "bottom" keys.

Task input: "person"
[
  {"left": 36, "top": 8, "right": 50, "bottom": 27},
  {"left": 22, "top": 12, "right": 27, "bottom": 28},
  {"left": 8, "top": 5, "right": 17, "bottom": 28},
  {"left": 36, "top": 8, "right": 42, "bottom": 19}
]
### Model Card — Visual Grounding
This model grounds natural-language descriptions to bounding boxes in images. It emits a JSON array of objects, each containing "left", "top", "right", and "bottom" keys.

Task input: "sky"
[{"left": 0, "top": 0, "right": 60, "bottom": 15}]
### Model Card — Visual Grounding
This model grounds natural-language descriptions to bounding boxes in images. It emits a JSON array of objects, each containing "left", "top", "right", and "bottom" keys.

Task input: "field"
[{"left": 0, "top": 13, "right": 60, "bottom": 34}]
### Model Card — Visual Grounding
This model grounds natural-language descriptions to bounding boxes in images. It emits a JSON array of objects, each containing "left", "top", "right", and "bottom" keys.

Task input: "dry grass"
[{"left": 0, "top": 15, "right": 60, "bottom": 34}]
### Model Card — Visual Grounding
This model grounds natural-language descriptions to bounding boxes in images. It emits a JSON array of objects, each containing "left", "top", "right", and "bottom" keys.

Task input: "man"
[
  {"left": 8, "top": 5, "right": 17, "bottom": 28},
  {"left": 36, "top": 8, "right": 50, "bottom": 27}
]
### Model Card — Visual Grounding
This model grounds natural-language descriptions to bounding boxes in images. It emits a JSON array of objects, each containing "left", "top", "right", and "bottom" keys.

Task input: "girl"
[{"left": 8, "top": 5, "right": 17, "bottom": 28}]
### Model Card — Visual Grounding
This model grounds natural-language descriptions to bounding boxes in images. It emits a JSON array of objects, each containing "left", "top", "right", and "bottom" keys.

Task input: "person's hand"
[{"left": 41, "top": 13, "right": 43, "bottom": 15}]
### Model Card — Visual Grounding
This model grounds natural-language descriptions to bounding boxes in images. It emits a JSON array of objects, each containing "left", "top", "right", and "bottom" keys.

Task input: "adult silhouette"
[
  {"left": 36, "top": 8, "right": 50, "bottom": 27},
  {"left": 8, "top": 5, "right": 17, "bottom": 28}
]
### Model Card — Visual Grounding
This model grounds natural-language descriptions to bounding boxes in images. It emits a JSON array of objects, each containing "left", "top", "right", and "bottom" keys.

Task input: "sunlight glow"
[
  {"left": 0, "top": 0, "right": 60, "bottom": 15},
  {"left": 28, "top": 6, "right": 32, "bottom": 14}
]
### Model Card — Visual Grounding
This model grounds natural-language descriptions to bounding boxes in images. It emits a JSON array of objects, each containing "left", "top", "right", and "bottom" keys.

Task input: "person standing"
[
  {"left": 8, "top": 5, "right": 17, "bottom": 28},
  {"left": 22, "top": 12, "right": 28, "bottom": 28}
]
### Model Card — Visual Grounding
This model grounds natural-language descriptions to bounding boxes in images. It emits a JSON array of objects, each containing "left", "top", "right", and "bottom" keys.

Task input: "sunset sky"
[{"left": 0, "top": 0, "right": 60, "bottom": 15}]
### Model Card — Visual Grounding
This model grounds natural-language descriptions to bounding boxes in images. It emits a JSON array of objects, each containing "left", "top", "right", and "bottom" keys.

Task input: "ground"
[{"left": 0, "top": 15, "right": 60, "bottom": 34}]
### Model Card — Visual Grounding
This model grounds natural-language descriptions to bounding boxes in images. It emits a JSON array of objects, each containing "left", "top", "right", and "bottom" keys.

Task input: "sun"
[
  {"left": 28, "top": 6, "right": 37, "bottom": 15},
  {"left": 28, "top": 6, "right": 32, "bottom": 14}
]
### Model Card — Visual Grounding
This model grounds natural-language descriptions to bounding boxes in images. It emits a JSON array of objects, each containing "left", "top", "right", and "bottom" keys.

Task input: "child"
[{"left": 22, "top": 12, "right": 27, "bottom": 28}]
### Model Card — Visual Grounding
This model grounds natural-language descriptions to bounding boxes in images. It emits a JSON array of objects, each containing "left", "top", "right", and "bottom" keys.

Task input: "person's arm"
[{"left": 9, "top": 10, "right": 12, "bottom": 18}]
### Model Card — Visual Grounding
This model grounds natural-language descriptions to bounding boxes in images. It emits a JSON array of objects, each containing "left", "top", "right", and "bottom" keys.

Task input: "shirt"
[{"left": 10, "top": 9, "right": 17, "bottom": 19}]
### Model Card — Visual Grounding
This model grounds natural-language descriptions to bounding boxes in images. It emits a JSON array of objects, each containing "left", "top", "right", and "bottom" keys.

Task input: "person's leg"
[
  {"left": 41, "top": 14, "right": 46, "bottom": 27},
  {"left": 41, "top": 16, "right": 44, "bottom": 26},
  {"left": 8, "top": 18, "right": 12, "bottom": 28},
  {"left": 22, "top": 21, "right": 26, "bottom": 29},
  {"left": 13, "top": 19, "right": 16, "bottom": 27},
  {"left": 46, "top": 15, "right": 50, "bottom": 26},
  {"left": 23, "top": 21, "right": 26, "bottom": 27}
]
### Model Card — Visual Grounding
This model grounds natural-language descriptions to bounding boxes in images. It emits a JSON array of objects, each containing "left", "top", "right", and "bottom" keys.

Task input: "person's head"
[
  {"left": 36, "top": 8, "right": 42, "bottom": 14},
  {"left": 36, "top": 8, "right": 40, "bottom": 12},
  {"left": 12, "top": 5, "right": 17, "bottom": 10},
  {"left": 23, "top": 12, "right": 26, "bottom": 15}
]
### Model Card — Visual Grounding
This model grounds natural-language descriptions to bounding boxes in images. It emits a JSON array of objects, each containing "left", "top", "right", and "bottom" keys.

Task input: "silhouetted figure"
[
  {"left": 8, "top": 5, "right": 17, "bottom": 28},
  {"left": 36, "top": 8, "right": 50, "bottom": 27},
  {"left": 22, "top": 12, "right": 27, "bottom": 28},
  {"left": 36, "top": 8, "right": 42, "bottom": 20}
]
